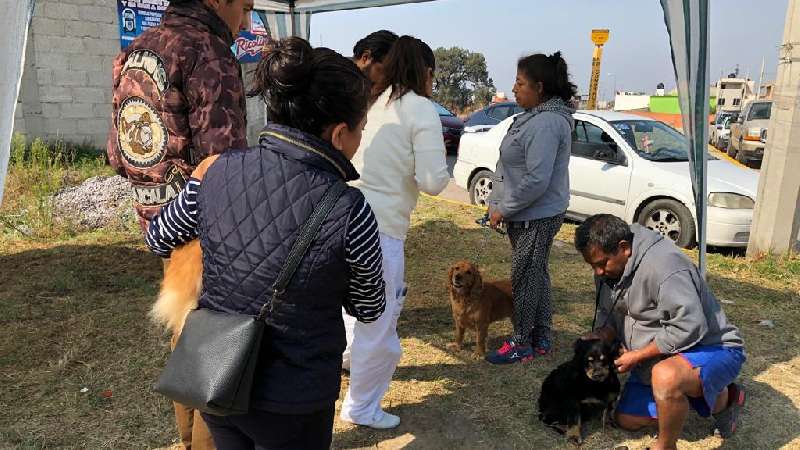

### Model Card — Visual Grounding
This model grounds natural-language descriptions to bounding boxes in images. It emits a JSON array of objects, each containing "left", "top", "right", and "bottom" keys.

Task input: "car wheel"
[
  {"left": 726, "top": 140, "right": 737, "bottom": 158},
  {"left": 469, "top": 169, "right": 494, "bottom": 206},
  {"left": 637, "top": 199, "right": 696, "bottom": 249},
  {"left": 736, "top": 148, "right": 748, "bottom": 165}
]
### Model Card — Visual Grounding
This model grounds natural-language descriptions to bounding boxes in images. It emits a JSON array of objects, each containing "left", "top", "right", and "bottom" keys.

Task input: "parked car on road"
[
  {"left": 709, "top": 111, "right": 737, "bottom": 149},
  {"left": 453, "top": 110, "right": 759, "bottom": 248},
  {"left": 712, "top": 116, "right": 734, "bottom": 150},
  {"left": 727, "top": 100, "right": 772, "bottom": 165},
  {"left": 464, "top": 101, "right": 524, "bottom": 129},
  {"left": 433, "top": 102, "right": 464, "bottom": 154}
]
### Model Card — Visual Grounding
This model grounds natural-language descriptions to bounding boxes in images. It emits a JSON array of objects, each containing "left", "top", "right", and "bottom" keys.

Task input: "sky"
[{"left": 310, "top": 0, "right": 789, "bottom": 102}]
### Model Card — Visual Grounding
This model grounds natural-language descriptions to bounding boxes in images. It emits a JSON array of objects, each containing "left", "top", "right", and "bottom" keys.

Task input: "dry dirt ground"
[{"left": 1, "top": 196, "right": 798, "bottom": 450}]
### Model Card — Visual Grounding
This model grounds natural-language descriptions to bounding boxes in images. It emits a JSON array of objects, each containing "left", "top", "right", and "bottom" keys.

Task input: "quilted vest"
[{"left": 196, "top": 124, "right": 362, "bottom": 414}]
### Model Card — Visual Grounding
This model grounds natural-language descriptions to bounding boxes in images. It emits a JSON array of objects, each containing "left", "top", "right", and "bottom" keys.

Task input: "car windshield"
[
  {"left": 610, "top": 120, "right": 714, "bottom": 162},
  {"left": 433, "top": 102, "right": 455, "bottom": 117},
  {"left": 748, "top": 103, "right": 772, "bottom": 120}
]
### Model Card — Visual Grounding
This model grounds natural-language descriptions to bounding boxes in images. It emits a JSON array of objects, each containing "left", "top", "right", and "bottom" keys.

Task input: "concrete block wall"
[
  {"left": 15, "top": 0, "right": 119, "bottom": 148},
  {"left": 15, "top": 1, "right": 267, "bottom": 149}
]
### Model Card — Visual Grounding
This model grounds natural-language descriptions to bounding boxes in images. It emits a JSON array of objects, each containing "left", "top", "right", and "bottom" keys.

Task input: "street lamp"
[{"left": 607, "top": 72, "right": 617, "bottom": 101}]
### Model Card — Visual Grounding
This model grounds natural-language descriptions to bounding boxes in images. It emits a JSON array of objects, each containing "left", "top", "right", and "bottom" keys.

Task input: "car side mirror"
[{"left": 737, "top": 117, "right": 744, "bottom": 124}]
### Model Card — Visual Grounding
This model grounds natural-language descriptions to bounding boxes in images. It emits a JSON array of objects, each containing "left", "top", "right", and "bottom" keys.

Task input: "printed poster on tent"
[
  {"left": 233, "top": 12, "right": 272, "bottom": 63},
  {"left": 116, "top": 0, "right": 270, "bottom": 63},
  {"left": 117, "top": 0, "right": 167, "bottom": 50}
]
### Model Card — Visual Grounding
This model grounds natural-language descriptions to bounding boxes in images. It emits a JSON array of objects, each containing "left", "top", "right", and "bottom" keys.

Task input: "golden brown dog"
[
  {"left": 150, "top": 239, "right": 203, "bottom": 336},
  {"left": 446, "top": 260, "right": 514, "bottom": 357}
]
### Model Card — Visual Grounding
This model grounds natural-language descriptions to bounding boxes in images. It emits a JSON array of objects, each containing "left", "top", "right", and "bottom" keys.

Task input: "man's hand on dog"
[{"left": 614, "top": 348, "right": 640, "bottom": 373}]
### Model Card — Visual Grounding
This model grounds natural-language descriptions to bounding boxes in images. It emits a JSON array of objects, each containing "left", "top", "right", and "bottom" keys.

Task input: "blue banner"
[
  {"left": 117, "top": 0, "right": 167, "bottom": 50},
  {"left": 116, "top": 1, "right": 270, "bottom": 63}
]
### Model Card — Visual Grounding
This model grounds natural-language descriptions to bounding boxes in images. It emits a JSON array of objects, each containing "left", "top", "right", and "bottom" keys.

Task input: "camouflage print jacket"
[{"left": 106, "top": 2, "right": 247, "bottom": 232}]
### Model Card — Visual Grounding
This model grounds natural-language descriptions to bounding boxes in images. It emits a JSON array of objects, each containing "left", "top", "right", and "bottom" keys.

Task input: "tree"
[{"left": 433, "top": 47, "right": 496, "bottom": 113}]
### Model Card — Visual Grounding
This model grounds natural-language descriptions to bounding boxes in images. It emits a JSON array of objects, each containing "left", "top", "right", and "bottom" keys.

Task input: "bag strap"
[{"left": 256, "top": 182, "right": 347, "bottom": 321}]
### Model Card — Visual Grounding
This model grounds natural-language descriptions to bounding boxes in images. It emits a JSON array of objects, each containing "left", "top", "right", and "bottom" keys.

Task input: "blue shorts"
[{"left": 616, "top": 345, "right": 745, "bottom": 418}]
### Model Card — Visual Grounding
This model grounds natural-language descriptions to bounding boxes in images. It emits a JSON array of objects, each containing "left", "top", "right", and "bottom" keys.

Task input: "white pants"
[{"left": 340, "top": 233, "right": 405, "bottom": 425}]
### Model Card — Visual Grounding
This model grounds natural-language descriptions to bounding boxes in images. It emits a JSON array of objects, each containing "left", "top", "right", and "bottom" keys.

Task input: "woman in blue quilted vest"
[{"left": 145, "top": 37, "right": 386, "bottom": 450}]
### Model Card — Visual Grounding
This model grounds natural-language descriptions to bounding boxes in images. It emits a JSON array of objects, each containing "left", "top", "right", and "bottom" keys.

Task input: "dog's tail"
[{"left": 150, "top": 240, "right": 203, "bottom": 335}]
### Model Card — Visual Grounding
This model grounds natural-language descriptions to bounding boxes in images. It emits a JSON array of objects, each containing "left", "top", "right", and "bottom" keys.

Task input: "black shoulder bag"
[{"left": 153, "top": 182, "right": 346, "bottom": 416}]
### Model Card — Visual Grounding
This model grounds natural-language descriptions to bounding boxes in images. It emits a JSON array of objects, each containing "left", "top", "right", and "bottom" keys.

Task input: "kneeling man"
[{"left": 576, "top": 214, "right": 745, "bottom": 450}]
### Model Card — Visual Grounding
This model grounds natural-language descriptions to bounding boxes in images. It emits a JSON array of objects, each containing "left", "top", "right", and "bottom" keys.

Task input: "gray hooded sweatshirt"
[
  {"left": 488, "top": 98, "right": 575, "bottom": 222},
  {"left": 595, "top": 225, "right": 744, "bottom": 383}
]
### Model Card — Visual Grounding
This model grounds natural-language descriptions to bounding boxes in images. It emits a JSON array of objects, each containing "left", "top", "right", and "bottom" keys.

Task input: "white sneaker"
[{"left": 367, "top": 411, "right": 400, "bottom": 429}]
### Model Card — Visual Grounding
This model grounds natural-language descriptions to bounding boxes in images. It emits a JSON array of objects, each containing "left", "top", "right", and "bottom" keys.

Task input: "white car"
[{"left": 453, "top": 110, "right": 759, "bottom": 248}]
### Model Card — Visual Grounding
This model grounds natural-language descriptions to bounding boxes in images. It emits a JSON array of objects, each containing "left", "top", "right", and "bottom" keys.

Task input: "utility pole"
[
  {"left": 757, "top": 57, "right": 765, "bottom": 98},
  {"left": 747, "top": 0, "right": 800, "bottom": 256},
  {"left": 587, "top": 29, "right": 609, "bottom": 110}
]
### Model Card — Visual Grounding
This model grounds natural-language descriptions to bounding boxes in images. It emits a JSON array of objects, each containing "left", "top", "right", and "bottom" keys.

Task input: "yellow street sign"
[{"left": 591, "top": 29, "right": 610, "bottom": 46}]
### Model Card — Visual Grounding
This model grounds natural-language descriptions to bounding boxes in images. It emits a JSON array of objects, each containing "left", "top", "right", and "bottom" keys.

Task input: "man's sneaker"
[
  {"left": 485, "top": 340, "right": 534, "bottom": 364},
  {"left": 712, "top": 383, "right": 745, "bottom": 438}
]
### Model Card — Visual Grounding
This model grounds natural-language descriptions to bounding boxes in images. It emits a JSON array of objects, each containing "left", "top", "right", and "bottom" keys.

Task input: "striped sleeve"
[
  {"left": 343, "top": 197, "right": 386, "bottom": 323},
  {"left": 145, "top": 178, "right": 201, "bottom": 258}
]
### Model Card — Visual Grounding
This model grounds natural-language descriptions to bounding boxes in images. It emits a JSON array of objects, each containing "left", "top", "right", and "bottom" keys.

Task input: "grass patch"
[
  {"left": 1, "top": 135, "right": 113, "bottom": 241},
  {"left": 0, "top": 195, "right": 798, "bottom": 449}
]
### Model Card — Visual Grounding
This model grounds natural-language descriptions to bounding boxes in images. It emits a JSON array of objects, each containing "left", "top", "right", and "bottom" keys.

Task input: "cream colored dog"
[{"left": 150, "top": 239, "right": 203, "bottom": 335}]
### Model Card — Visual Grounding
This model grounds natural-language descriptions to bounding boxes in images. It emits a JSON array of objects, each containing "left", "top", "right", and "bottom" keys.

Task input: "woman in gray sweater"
[{"left": 486, "top": 52, "right": 576, "bottom": 364}]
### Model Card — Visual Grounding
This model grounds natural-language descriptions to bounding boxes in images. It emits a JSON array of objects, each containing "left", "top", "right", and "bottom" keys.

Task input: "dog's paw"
[
  {"left": 446, "top": 342, "right": 463, "bottom": 352},
  {"left": 566, "top": 425, "right": 583, "bottom": 447}
]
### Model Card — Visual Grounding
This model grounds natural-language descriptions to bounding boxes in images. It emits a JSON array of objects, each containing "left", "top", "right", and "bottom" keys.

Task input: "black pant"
[{"left": 201, "top": 404, "right": 335, "bottom": 450}]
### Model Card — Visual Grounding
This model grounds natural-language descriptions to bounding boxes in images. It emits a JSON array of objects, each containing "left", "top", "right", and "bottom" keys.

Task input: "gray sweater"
[
  {"left": 595, "top": 225, "right": 744, "bottom": 382},
  {"left": 488, "top": 99, "right": 574, "bottom": 222}
]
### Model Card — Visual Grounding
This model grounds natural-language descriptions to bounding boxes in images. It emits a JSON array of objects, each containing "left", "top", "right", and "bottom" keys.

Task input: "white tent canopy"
[
  {"left": 255, "top": 0, "right": 434, "bottom": 13},
  {"left": 0, "top": 0, "right": 711, "bottom": 274}
]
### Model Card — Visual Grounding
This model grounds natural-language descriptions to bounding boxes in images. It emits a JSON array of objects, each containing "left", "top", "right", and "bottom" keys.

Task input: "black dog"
[{"left": 537, "top": 338, "right": 621, "bottom": 445}]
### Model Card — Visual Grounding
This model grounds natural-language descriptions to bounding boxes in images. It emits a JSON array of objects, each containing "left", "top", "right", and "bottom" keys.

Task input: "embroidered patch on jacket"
[
  {"left": 117, "top": 96, "right": 168, "bottom": 168},
  {"left": 131, "top": 165, "right": 187, "bottom": 207},
  {"left": 121, "top": 49, "right": 169, "bottom": 94}
]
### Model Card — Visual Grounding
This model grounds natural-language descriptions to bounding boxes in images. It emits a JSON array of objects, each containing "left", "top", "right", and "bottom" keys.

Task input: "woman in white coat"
[{"left": 340, "top": 35, "right": 450, "bottom": 429}]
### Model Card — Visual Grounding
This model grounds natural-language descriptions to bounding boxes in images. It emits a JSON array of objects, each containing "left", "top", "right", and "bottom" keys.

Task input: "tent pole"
[{"left": 289, "top": 0, "right": 296, "bottom": 36}]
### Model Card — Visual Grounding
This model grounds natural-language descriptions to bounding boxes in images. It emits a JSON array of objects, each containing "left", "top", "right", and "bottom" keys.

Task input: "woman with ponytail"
[
  {"left": 145, "top": 37, "right": 386, "bottom": 448},
  {"left": 485, "top": 51, "right": 577, "bottom": 365}
]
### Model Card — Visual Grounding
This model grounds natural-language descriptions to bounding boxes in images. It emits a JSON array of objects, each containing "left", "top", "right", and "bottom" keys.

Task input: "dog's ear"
[
  {"left": 573, "top": 338, "right": 584, "bottom": 354},
  {"left": 470, "top": 266, "right": 484, "bottom": 300},
  {"left": 447, "top": 264, "right": 456, "bottom": 289}
]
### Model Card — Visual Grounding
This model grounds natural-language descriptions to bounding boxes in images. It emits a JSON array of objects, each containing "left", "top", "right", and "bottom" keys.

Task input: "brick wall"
[{"left": 15, "top": 0, "right": 265, "bottom": 149}]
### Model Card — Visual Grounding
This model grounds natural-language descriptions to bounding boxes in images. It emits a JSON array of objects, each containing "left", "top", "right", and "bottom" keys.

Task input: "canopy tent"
[
  {"left": 0, "top": 0, "right": 711, "bottom": 275},
  {"left": 0, "top": 0, "right": 35, "bottom": 212}
]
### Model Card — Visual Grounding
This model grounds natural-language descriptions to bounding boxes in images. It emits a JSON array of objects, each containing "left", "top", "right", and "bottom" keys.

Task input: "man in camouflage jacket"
[
  {"left": 106, "top": 1, "right": 252, "bottom": 448},
  {"left": 107, "top": 0, "right": 252, "bottom": 234}
]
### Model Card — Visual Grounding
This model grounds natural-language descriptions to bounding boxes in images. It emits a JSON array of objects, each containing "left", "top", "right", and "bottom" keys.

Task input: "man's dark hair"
[
  {"left": 353, "top": 30, "right": 399, "bottom": 62},
  {"left": 574, "top": 214, "right": 634, "bottom": 255}
]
